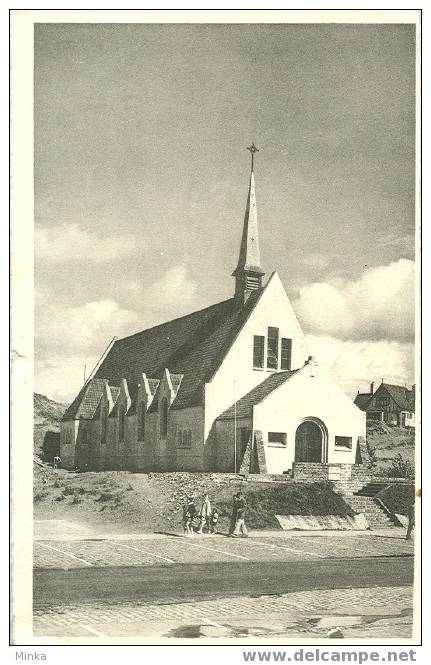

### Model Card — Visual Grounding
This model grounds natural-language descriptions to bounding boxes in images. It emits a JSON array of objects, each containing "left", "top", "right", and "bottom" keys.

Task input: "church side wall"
[
  {"left": 168, "top": 407, "right": 205, "bottom": 470},
  {"left": 60, "top": 420, "right": 79, "bottom": 468},
  {"left": 88, "top": 404, "right": 205, "bottom": 472}
]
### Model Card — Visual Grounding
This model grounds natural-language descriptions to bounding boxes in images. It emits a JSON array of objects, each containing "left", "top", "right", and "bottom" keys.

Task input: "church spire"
[{"left": 233, "top": 143, "right": 265, "bottom": 305}]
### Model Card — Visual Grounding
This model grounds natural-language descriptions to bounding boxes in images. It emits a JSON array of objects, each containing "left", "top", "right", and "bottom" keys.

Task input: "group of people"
[{"left": 182, "top": 490, "right": 248, "bottom": 538}]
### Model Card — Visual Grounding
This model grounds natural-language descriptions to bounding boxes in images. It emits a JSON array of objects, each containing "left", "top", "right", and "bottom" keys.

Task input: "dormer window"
[
  {"left": 160, "top": 397, "right": 168, "bottom": 439},
  {"left": 267, "top": 327, "right": 279, "bottom": 370}
]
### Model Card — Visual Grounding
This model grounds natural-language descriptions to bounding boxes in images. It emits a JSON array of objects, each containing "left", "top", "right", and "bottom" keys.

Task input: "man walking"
[
  {"left": 406, "top": 501, "right": 415, "bottom": 540},
  {"left": 232, "top": 491, "right": 248, "bottom": 538},
  {"left": 197, "top": 493, "right": 211, "bottom": 534},
  {"left": 228, "top": 492, "right": 239, "bottom": 535}
]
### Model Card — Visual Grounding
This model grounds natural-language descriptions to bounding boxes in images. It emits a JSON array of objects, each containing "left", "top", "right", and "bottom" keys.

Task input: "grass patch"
[
  {"left": 215, "top": 481, "right": 355, "bottom": 530},
  {"left": 377, "top": 484, "right": 415, "bottom": 516}
]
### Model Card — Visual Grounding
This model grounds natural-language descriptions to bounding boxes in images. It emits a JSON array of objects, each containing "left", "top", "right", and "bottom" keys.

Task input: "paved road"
[{"left": 34, "top": 555, "right": 413, "bottom": 610}]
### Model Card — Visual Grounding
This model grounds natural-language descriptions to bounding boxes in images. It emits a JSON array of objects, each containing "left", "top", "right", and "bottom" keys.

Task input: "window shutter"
[
  {"left": 281, "top": 338, "right": 292, "bottom": 370},
  {"left": 253, "top": 335, "right": 265, "bottom": 368},
  {"left": 267, "top": 327, "right": 279, "bottom": 369}
]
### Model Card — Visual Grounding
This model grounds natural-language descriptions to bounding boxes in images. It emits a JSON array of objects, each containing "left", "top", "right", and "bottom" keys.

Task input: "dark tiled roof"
[
  {"left": 148, "top": 378, "right": 160, "bottom": 395},
  {"left": 62, "top": 378, "right": 107, "bottom": 421},
  {"left": 354, "top": 393, "right": 372, "bottom": 410},
  {"left": 381, "top": 383, "right": 414, "bottom": 411},
  {"left": 218, "top": 368, "right": 302, "bottom": 420},
  {"left": 91, "top": 286, "right": 265, "bottom": 412},
  {"left": 170, "top": 373, "right": 183, "bottom": 392},
  {"left": 110, "top": 386, "right": 120, "bottom": 405}
]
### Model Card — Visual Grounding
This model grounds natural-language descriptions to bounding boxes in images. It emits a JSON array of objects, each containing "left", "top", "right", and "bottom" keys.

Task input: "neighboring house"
[
  {"left": 61, "top": 159, "right": 366, "bottom": 473},
  {"left": 354, "top": 381, "right": 415, "bottom": 428}
]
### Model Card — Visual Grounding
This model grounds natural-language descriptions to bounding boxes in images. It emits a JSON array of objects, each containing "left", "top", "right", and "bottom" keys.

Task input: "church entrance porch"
[{"left": 295, "top": 418, "right": 327, "bottom": 463}]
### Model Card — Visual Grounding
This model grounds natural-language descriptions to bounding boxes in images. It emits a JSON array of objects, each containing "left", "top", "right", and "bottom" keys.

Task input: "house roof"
[
  {"left": 62, "top": 378, "right": 107, "bottom": 421},
  {"left": 63, "top": 285, "right": 267, "bottom": 420},
  {"left": 218, "top": 368, "right": 301, "bottom": 420},
  {"left": 381, "top": 383, "right": 414, "bottom": 411},
  {"left": 354, "top": 392, "right": 372, "bottom": 410}
]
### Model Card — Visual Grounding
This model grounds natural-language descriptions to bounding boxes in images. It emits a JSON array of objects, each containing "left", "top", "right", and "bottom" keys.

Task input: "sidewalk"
[{"left": 34, "top": 519, "right": 408, "bottom": 541}]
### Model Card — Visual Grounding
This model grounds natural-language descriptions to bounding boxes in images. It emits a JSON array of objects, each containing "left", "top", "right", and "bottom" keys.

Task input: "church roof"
[
  {"left": 62, "top": 378, "right": 107, "bottom": 421},
  {"left": 218, "top": 368, "right": 302, "bottom": 420},
  {"left": 60, "top": 285, "right": 266, "bottom": 419}
]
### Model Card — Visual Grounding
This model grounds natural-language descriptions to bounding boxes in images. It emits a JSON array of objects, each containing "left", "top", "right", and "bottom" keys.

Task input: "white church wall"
[
  {"left": 253, "top": 368, "right": 366, "bottom": 474},
  {"left": 204, "top": 272, "right": 307, "bottom": 442}
]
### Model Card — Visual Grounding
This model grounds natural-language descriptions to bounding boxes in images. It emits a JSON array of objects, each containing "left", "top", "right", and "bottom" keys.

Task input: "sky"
[{"left": 34, "top": 22, "right": 416, "bottom": 403}]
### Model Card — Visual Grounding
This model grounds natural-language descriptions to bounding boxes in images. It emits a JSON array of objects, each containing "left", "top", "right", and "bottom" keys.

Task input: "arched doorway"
[{"left": 295, "top": 418, "right": 327, "bottom": 463}]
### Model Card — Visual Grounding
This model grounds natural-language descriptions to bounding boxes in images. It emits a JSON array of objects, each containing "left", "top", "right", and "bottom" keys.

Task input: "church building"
[{"left": 61, "top": 147, "right": 366, "bottom": 475}]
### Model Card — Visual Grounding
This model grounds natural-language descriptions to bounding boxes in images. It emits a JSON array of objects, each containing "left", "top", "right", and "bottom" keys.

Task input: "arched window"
[
  {"left": 160, "top": 397, "right": 168, "bottom": 438},
  {"left": 187, "top": 429, "right": 192, "bottom": 447},
  {"left": 178, "top": 430, "right": 182, "bottom": 446},
  {"left": 100, "top": 405, "right": 107, "bottom": 445},
  {"left": 119, "top": 404, "right": 125, "bottom": 442},
  {"left": 138, "top": 401, "right": 146, "bottom": 441}
]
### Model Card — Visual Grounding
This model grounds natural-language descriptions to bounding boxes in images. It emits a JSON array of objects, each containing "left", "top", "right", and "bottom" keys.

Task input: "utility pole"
[{"left": 234, "top": 378, "right": 237, "bottom": 475}]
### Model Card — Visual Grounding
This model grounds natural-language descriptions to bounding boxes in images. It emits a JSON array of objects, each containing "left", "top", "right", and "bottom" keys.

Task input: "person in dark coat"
[
  {"left": 228, "top": 492, "right": 239, "bottom": 535},
  {"left": 406, "top": 501, "right": 415, "bottom": 540},
  {"left": 232, "top": 491, "right": 248, "bottom": 537}
]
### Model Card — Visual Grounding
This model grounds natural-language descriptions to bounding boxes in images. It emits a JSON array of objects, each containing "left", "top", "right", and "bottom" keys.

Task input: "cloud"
[
  {"left": 124, "top": 265, "right": 197, "bottom": 311},
  {"left": 305, "top": 333, "right": 414, "bottom": 396},
  {"left": 36, "top": 297, "right": 139, "bottom": 355},
  {"left": 35, "top": 266, "right": 198, "bottom": 402},
  {"left": 35, "top": 297, "right": 140, "bottom": 403},
  {"left": 35, "top": 224, "right": 144, "bottom": 262},
  {"left": 294, "top": 259, "right": 414, "bottom": 342},
  {"left": 35, "top": 355, "right": 99, "bottom": 404}
]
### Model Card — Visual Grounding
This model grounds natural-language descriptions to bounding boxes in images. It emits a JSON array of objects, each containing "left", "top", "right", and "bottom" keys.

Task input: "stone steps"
[{"left": 346, "top": 495, "right": 397, "bottom": 528}]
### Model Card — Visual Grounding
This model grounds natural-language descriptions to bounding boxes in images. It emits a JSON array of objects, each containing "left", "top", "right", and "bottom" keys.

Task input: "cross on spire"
[{"left": 247, "top": 143, "right": 259, "bottom": 172}]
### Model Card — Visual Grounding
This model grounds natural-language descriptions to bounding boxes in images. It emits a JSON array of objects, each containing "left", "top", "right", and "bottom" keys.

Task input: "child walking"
[
  {"left": 182, "top": 496, "right": 196, "bottom": 537},
  {"left": 209, "top": 507, "right": 219, "bottom": 534}
]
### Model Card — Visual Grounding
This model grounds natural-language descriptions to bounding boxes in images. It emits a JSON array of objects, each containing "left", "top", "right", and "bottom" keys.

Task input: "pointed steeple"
[{"left": 233, "top": 144, "right": 265, "bottom": 305}]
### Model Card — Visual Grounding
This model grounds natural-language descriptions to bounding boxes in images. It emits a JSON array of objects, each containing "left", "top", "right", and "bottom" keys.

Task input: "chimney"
[{"left": 370, "top": 381, "right": 374, "bottom": 395}]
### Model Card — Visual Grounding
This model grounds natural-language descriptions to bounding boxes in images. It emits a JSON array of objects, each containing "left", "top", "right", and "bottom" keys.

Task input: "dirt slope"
[
  {"left": 34, "top": 393, "right": 66, "bottom": 460},
  {"left": 34, "top": 464, "right": 353, "bottom": 534},
  {"left": 366, "top": 421, "right": 415, "bottom": 474}
]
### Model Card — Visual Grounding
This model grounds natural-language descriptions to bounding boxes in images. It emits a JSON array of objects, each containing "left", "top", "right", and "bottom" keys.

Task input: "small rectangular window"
[
  {"left": 267, "top": 327, "right": 279, "bottom": 369},
  {"left": 268, "top": 432, "right": 287, "bottom": 447},
  {"left": 335, "top": 436, "right": 353, "bottom": 450},
  {"left": 280, "top": 338, "right": 292, "bottom": 370},
  {"left": 177, "top": 429, "right": 192, "bottom": 448},
  {"left": 253, "top": 335, "right": 265, "bottom": 368}
]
